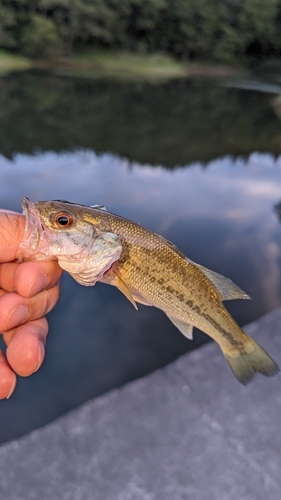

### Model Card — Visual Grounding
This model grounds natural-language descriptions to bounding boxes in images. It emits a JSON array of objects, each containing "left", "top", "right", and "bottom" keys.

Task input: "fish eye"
[{"left": 54, "top": 212, "right": 74, "bottom": 227}]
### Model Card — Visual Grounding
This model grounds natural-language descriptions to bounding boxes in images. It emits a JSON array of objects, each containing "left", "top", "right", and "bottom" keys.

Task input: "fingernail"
[
  {"left": 6, "top": 374, "right": 16, "bottom": 399},
  {"left": 35, "top": 342, "right": 45, "bottom": 372},
  {"left": 29, "top": 273, "right": 47, "bottom": 296},
  {"left": 6, "top": 305, "right": 28, "bottom": 330}
]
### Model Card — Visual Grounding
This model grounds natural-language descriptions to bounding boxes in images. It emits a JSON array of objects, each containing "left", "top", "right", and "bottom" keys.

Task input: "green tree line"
[{"left": 0, "top": 0, "right": 281, "bottom": 62}]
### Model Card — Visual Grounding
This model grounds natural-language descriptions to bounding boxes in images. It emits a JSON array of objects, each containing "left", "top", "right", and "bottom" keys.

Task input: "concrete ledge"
[{"left": 0, "top": 309, "right": 281, "bottom": 500}]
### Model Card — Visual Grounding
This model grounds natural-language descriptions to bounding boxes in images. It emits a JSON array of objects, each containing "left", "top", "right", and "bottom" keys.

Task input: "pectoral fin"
[
  {"left": 186, "top": 258, "right": 250, "bottom": 301},
  {"left": 101, "top": 264, "right": 138, "bottom": 309},
  {"left": 114, "top": 272, "right": 138, "bottom": 310},
  {"left": 166, "top": 315, "right": 194, "bottom": 340}
]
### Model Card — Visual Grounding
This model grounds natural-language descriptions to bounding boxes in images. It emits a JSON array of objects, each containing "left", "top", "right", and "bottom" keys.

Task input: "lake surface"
[{"left": 0, "top": 71, "right": 281, "bottom": 443}]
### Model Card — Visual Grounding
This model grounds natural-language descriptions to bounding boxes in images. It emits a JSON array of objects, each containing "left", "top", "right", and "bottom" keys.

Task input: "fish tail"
[{"left": 222, "top": 336, "right": 279, "bottom": 385}]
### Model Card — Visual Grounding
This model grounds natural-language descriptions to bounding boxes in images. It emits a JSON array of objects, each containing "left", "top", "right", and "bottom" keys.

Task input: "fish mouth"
[{"left": 20, "top": 197, "right": 46, "bottom": 257}]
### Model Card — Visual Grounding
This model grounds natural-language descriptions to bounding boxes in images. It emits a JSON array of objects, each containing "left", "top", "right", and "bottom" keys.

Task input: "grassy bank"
[
  {"left": 53, "top": 51, "right": 246, "bottom": 81},
  {"left": 52, "top": 51, "right": 189, "bottom": 81},
  {"left": 0, "top": 50, "right": 32, "bottom": 75}
]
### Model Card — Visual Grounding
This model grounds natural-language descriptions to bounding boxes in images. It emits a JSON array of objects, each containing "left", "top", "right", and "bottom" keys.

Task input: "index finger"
[{"left": 14, "top": 260, "right": 63, "bottom": 297}]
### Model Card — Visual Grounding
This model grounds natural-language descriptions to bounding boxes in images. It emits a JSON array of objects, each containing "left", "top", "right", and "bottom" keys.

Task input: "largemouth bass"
[{"left": 20, "top": 197, "right": 279, "bottom": 385}]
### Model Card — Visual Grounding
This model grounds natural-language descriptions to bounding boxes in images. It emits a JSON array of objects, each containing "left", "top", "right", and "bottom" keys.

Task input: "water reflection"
[
  {"left": 0, "top": 151, "right": 281, "bottom": 442},
  {"left": 0, "top": 72, "right": 280, "bottom": 165},
  {"left": 1, "top": 70, "right": 281, "bottom": 442}
]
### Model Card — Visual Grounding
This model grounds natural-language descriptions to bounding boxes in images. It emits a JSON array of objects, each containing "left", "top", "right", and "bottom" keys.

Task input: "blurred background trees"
[{"left": 0, "top": 0, "right": 281, "bottom": 63}]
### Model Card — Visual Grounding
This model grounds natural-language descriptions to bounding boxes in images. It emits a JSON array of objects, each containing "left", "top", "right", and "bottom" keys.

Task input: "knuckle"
[{"left": 39, "top": 286, "right": 59, "bottom": 317}]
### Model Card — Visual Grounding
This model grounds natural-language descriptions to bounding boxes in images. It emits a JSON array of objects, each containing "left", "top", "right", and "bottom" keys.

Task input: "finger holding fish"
[
  {"left": 0, "top": 285, "right": 60, "bottom": 333},
  {"left": 0, "top": 282, "right": 56, "bottom": 398},
  {"left": 0, "top": 212, "right": 25, "bottom": 263},
  {"left": 0, "top": 350, "right": 17, "bottom": 399},
  {"left": 0, "top": 317, "right": 48, "bottom": 399},
  {"left": 0, "top": 260, "right": 62, "bottom": 297},
  {"left": 5, "top": 318, "right": 47, "bottom": 377},
  {"left": 0, "top": 262, "right": 19, "bottom": 292},
  {"left": 0, "top": 210, "right": 63, "bottom": 398},
  {"left": 14, "top": 260, "right": 62, "bottom": 297},
  {"left": 0, "top": 285, "right": 54, "bottom": 397}
]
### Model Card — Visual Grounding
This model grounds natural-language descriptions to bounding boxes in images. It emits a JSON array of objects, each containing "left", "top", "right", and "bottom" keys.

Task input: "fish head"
[
  {"left": 20, "top": 198, "right": 122, "bottom": 285},
  {"left": 21, "top": 198, "right": 96, "bottom": 259}
]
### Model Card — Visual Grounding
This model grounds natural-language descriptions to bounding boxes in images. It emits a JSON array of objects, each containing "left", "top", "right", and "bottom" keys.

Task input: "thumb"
[{"left": 0, "top": 212, "right": 26, "bottom": 262}]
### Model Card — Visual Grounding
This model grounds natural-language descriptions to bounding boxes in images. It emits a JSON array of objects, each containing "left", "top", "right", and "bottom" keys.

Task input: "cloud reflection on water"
[
  {"left": 1, "top": 148, "right": 281, "bottom": 317},
  {"left": 1, "top": 149, "right": 281, "bottom": 442}
]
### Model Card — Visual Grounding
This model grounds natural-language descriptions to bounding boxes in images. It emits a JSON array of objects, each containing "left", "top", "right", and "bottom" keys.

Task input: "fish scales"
[
  {"left": 89, "top": 209, "right": 243, "bottom": 346},
  {"left": 20, "top": 198, "right": 280, "bottom": 385}
]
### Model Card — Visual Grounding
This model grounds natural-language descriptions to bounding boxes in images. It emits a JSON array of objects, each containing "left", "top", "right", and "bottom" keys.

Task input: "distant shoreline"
[{"left": 0, "top": 49, "right": 247, "bottom": 81}]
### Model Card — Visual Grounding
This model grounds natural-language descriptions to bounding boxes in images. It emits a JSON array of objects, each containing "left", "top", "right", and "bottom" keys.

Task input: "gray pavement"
[{"left": 0, "top": 309, "right": 281, "bottom": 500}]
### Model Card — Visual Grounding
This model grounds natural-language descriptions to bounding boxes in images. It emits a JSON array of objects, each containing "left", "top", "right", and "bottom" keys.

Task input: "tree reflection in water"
[{"left": 0, "top": 71, "right": 280, "bottom": 166}]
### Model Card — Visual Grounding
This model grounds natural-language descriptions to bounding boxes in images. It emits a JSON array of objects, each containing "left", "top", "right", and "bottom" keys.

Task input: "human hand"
[{"left": 0, "top": 210, "right": 63, "bottom": 399}]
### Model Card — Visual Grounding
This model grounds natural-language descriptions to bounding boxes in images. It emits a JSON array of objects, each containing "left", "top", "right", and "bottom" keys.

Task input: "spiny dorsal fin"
[
  {"left": 91, "top": 204, "right": 108, "bottom": 211},
  {"left": 166, "top": 315, "right": 193, "bottom": 340},
  {"left": 186, "top": 258, "right": 250, "bottom": 301}
]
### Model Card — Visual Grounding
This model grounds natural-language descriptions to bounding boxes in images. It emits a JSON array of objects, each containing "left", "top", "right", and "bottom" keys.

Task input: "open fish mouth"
[{"left": 20, "top": 197, "right": 48, "bottom": 257}]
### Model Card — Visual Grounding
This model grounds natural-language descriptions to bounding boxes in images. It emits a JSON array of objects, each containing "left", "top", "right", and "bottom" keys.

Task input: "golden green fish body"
[
  {"left": 21, "top": 199, "right": 279, "bottom": 384},
  {"left": 84, "top": 210, "right": 249, "bottom": 352}
]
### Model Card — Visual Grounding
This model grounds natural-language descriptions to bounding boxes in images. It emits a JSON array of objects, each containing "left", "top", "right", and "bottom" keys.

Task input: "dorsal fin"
[{"left": 186, "top": 258, "right": 250, "bottom": 301}]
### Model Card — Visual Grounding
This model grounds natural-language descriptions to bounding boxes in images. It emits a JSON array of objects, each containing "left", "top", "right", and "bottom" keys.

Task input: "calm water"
[{"left": 0, "top": 72, "right": 281, "bottom": 443}]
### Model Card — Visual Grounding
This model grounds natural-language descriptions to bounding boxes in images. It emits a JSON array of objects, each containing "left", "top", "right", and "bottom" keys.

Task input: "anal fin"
[
  {"left": 132, "top": 293, "right": 153, "bottom": 307},
  {"left": 166, "top": 315, "right": 193, "bottom": 340}
]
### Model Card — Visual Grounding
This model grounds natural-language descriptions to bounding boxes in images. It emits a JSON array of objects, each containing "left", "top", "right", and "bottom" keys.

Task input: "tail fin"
[{"left": 223, "top": 338, "right": 279, "bottom": 385}]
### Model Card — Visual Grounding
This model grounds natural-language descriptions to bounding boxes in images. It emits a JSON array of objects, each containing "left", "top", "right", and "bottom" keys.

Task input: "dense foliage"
[{"left": 0, "top": 0, "right": 281, "bottom": 62}]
